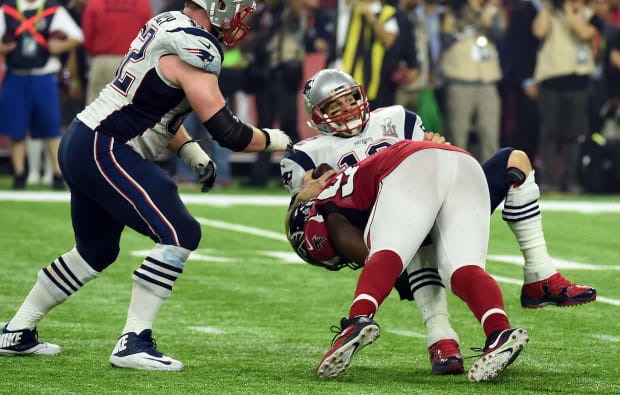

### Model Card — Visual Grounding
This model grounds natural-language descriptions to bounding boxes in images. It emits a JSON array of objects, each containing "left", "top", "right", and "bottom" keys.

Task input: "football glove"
[
  {"left": 178, "top": 140, "right": 217, "bottom": 192},
  {"left": 262, "top": 128, "right": 294, "bottom": 153}
]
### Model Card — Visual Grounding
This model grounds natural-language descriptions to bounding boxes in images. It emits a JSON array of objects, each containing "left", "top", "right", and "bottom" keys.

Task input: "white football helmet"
[
  {"left": 192, "top": 0, "right": 256, "bottom": 47},
  {"left": 302, "top": 69, "right": 370, "bottom": 137}
]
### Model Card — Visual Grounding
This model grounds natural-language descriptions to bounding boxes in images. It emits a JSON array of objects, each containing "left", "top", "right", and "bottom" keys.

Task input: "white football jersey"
[
  {"left": 280, "top": 105, "right": 426, "bottom": 199},
  {"left": 77, "top": 11, "right": 223, "bottom": 160}
]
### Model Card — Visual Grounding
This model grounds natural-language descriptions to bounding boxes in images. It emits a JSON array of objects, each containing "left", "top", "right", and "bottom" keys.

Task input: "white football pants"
[{"left": 363, "top": 148, "right": 491, "bottom": 290}]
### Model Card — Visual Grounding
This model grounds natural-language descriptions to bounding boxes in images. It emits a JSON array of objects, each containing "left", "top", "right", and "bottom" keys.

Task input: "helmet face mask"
[
  {"left": 303, "top": 69, "right": 370, "bottom": 137},
  {"left": 195, "top": 0, "right": 256, "bottom": 47}
]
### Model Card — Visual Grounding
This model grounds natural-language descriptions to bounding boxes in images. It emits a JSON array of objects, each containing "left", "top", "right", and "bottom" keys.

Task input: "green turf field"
[{"left": 1, "top": 191, "right": 619, "bottom": 394}]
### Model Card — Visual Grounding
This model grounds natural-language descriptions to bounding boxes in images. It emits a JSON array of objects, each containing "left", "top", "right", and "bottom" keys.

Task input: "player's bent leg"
[
  {"left": 406, "top": 247, "right": 463, "bottom": 375},
  {"left": 502, "top": 151, "right": 596, "bottom": 307},
  {"left": 110, "top": 244, "right": 191, "bottom": 371},
  {"left": 0, "top": 248, "right": 99, "bottom": 356},
  {"left": 436, "top": 152, "right": 530, "bottom": 381}
]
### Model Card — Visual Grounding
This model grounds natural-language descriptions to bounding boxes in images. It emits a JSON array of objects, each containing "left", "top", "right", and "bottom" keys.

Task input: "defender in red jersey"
[{"left": 288, "top": 141, "right": 530, "bottom": 382}]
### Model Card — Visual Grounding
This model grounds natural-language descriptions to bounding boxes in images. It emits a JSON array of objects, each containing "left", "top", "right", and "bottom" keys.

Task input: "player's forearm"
[
  {"left": 167, "top": 125, "right": 193, "bottom": 153},
  {"left": 242, "top": 126, "right": 270, "bottom": 152},
  {"left": 327, "top": 213, "right": 368, "bottom": 265}
]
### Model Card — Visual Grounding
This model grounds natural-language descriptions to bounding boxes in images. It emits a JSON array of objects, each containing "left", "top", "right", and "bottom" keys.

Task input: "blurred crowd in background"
[{"left": 0, "top": 0, "right": 619, "bottom": 193}]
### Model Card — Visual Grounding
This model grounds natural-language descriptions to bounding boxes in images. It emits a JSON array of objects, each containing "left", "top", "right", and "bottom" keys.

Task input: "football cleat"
[
  {"left": 109, "top": 330, "right": 183, "bottom": 371},
  {"left": 0, "top": 324, "right": 61, "bottom": 356},
  {"left": 468, "top": 328, "right": 529, "bottom": 382},
  {"left": 428, "top": 339, "right": 464, "bottom": 375},
  {"left": 521, "top": 272, "right": 596, "bottom": 308},
  {"left": 316, "top": 316, "right": 380, "bottom": 378}
]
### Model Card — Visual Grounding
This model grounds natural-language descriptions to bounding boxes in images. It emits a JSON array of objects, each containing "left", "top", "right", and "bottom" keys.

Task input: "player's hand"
[
  {"left": 297, "top": 169, "right": 336, "bottom": 201},
  {"left": 423, "top": 132, "right": 450, "bottom": 144},
  {"left": 262, "top": 128, "right": 294, "bottom": 153},
  {"left": 178, "top": 140, "right": 217, "bottom": 192}
]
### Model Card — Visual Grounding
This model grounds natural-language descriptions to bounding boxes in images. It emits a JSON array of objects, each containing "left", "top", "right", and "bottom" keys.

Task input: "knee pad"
[
  {"left": 133, "top": 244, "right": 191, "bottom": 299},
  {"left": 37, "top": 247, "right": 100, "bottom": 303}
]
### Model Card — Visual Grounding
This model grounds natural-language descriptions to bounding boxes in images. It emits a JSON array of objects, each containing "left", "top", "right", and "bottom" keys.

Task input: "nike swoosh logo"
[
  {"left": 145, "top": 357, "right": 172, "bottom": 365},
  {"left": 200, "top": 40, "right": 211, "bottom": 49}
]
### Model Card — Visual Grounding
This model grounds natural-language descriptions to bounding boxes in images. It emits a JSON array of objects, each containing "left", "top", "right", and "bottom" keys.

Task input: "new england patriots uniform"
[
  {"left": 281, "top": 105, "right": 514, "bottom": 214},
  {"left": 281, "top": 105, "right": 425, "bottom": 199},
  {"left": 282, "top": 105, "right": 515, "bottom": 306},
  {"left": 59, "top": 11, "right": 223, "bottom": 270}
]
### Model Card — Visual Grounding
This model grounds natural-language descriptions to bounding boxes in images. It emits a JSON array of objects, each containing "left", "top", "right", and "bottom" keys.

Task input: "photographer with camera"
[
  {"left": 440, "top": 0, "right": 505, "bottom": 161},
  {"left": 532, "top": 0, "right": 596, "bottom": 193}
]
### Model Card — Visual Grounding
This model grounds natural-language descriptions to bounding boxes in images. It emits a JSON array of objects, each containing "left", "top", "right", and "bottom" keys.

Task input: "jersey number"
[
  {"left": 339, "top": 141, "right": 392, "bottom": 167},
  {"left": 318, "top": 166, "right": 359, "bottom": 200},
  {"left": 111, "top": 26, "right": 158, "bottom": 96}
]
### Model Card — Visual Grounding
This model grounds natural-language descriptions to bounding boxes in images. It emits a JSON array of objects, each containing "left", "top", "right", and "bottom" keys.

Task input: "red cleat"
[
  {"left": 521, "top": 272, "right": 596, "bottom": 308},
  {"left": 468, "top": 328, "right": 530, "bottom": 382},
  {"left": 429, "top": 339, "right": 464, "bottom": 375},
  {"left": 316, "top": 316, "right": 380, "bottom": 378}
]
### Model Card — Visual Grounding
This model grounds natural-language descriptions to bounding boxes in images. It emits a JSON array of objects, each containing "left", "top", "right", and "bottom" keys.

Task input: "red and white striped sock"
[
  {"left": 451, "top": 265, "right": 510, "bottom": 336},
  {"left": 350, "top": 250, "right": 403, "bottom": 318}
]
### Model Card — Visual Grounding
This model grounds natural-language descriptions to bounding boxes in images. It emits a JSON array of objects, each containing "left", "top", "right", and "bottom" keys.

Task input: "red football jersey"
[{"left": 303, "top": 140, "right": 470, "bottom": 263}]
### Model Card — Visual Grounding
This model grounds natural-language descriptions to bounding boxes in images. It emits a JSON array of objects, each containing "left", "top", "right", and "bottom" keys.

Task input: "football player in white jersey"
[
  {"left": 0, "top": 0, "right": 292, "bottom": 371},
  {"left": 280, "top": 69, "right": 596, "bottom": 375}
]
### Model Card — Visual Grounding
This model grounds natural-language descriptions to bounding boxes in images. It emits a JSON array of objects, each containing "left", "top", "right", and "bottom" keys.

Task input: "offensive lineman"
[
  {"left": 280, "top": 69, "right": 595, "bottom": 375},
  {"left": 0, "top": 0, "right": 292, "bottom": 371}
]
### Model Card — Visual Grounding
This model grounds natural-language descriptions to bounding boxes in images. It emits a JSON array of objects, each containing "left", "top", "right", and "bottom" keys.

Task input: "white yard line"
[
  {"left": 588, "top": 334, "right": 620, "bottom": 342},
  {"left": 385, "top": 329, "right": 426, "bottom": 338},
  {"left": 4, "top": 192, "right": 619, "bottom": 306},
  {"left": 188, "top": 326, "right": 225, "bottom": 334},
  {"left": 195, "top": 217, "right": 288, "bottom": 242},
  {"left": 488, "top": 255, "right": 620, "bottom": 271},
  {"left": 2, "top": 191, "right": 620, "bottom": 212}
]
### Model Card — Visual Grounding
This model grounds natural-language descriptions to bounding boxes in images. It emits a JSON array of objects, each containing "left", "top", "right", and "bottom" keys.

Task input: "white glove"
[
  {"left": 178, "top": 140, "right": 217, "bottom": 192},
  {"left": 262, "top": 128, "right": 294, "bottom": 153}
]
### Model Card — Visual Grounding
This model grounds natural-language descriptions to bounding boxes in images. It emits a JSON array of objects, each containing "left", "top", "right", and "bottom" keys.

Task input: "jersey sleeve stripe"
[{"left": 404, "top": 110, "right": 417, "bottom": 140}]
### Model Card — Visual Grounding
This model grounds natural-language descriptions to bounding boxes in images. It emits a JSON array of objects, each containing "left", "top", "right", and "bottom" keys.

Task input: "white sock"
[
  {"left": 122, "top": 282, "right": 165, "bottom": 335},
  {"left": 503, "top": 171, "right": 556, "bottom": 283},
  {"left": 7, "top": 281, "right": 59, "bottom": 330},
  {"left": 408, "top": 246, "right": 460, "bottom": 347},
  {"left": 415, "top": 287, "right": 460, "bottom": 347},
  {"left": 42, "top": 150, "right": 54, "bottom": 184},
  {"left": 26, "top": 138, "right": 43, "bottom": 183},
  {"left": 7, "top": 248, "right": 99, "bottom": 331}
]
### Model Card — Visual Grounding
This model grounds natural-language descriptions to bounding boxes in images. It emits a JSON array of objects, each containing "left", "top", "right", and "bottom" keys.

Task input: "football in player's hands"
[{"left": 312, "top": 163, "right": 334, "bottom": 179}]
